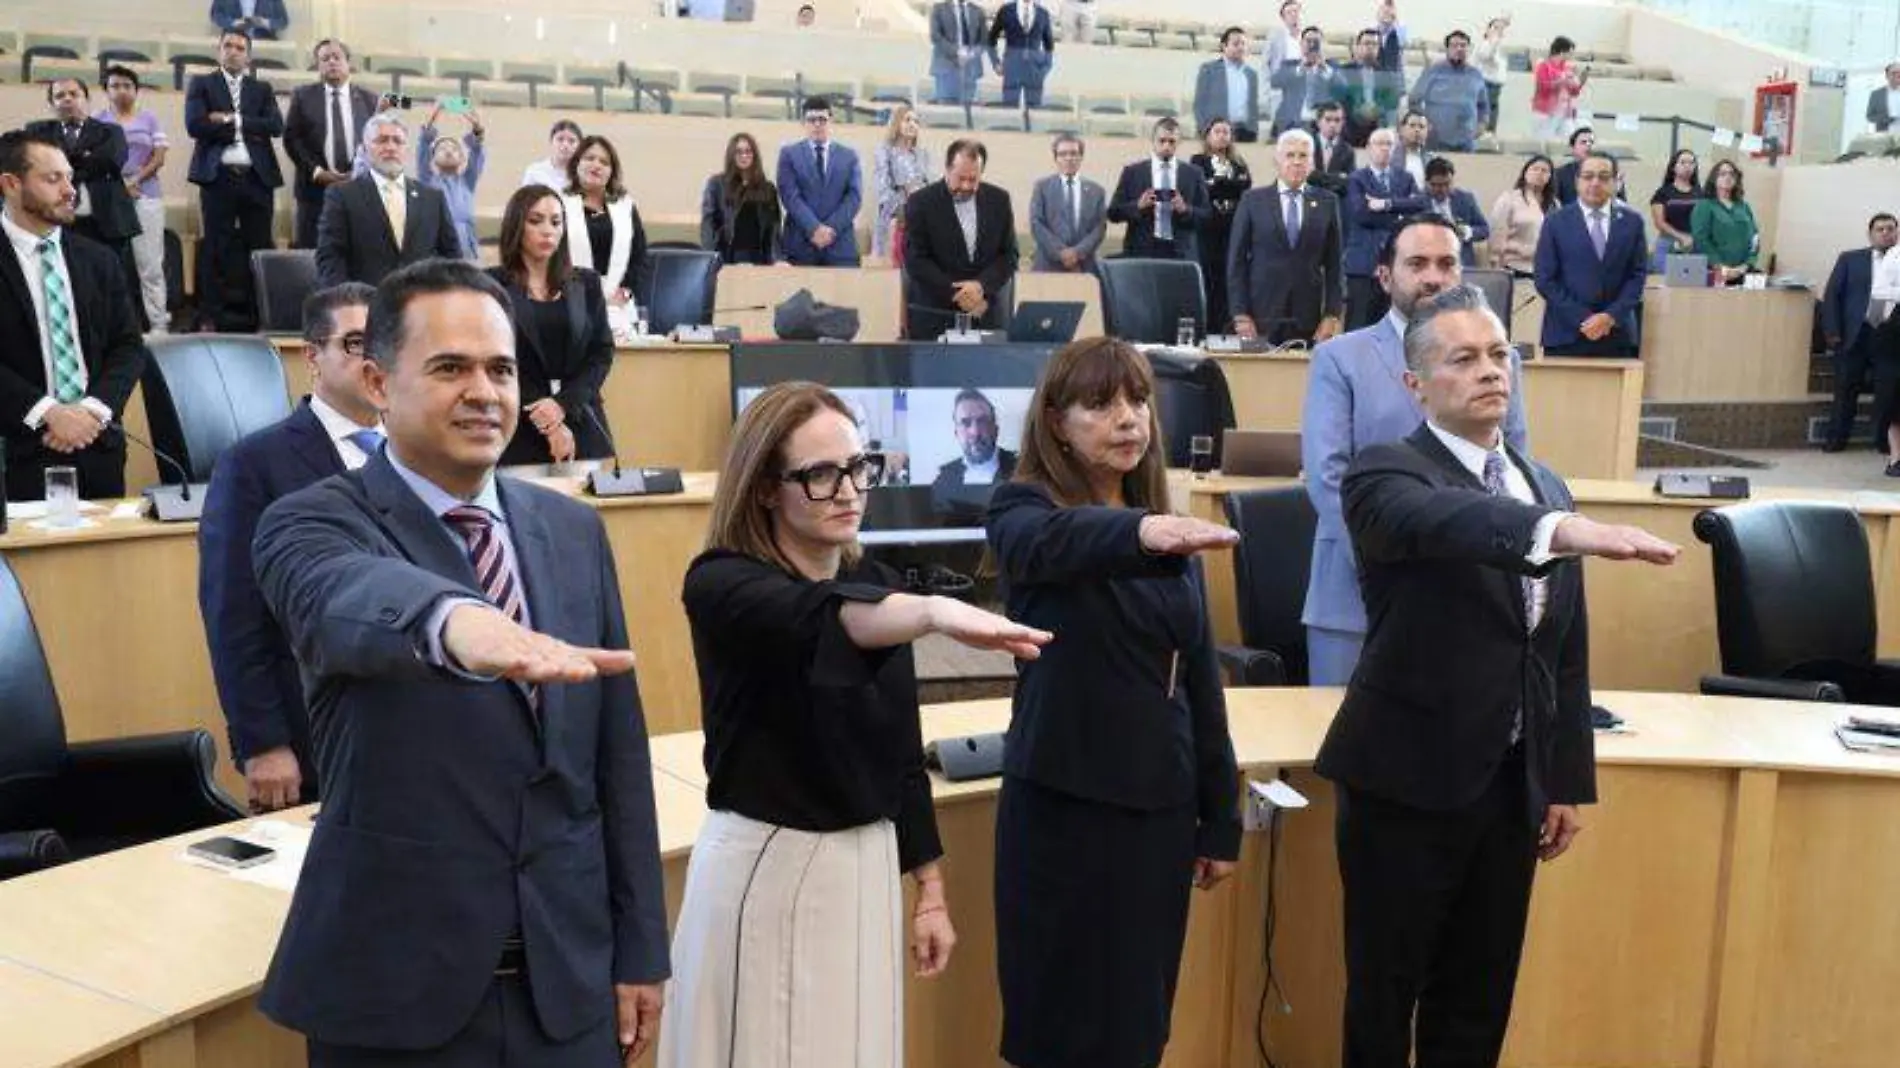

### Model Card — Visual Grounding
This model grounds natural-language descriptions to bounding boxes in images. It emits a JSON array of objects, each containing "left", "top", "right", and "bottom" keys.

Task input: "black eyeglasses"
[
  {"left": 313, "top": 332, "right": 367, "bottom": 356},
  {"left": 779, "top": 453, "right": 885, "bottom": 501}
]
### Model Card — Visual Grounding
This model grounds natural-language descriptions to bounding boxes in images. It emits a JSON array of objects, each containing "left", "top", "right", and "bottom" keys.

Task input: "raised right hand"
[
  {"left": 1139, "top": 515, "right": 1241, "bottom": 556},
  {"left": 443, "top": 603, "right": 637, "bottom": 682},
  {"left": 926, "top": 598, "right": 1053, "bottom": 660},
  {"left": 1550, "top": 515, "right": 1680, "bottom": 565}
]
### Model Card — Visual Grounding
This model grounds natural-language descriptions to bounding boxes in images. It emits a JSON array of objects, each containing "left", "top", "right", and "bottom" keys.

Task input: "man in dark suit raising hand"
[{"left": 1322, "top": 283, "right": 1677, "bottom": 1068}]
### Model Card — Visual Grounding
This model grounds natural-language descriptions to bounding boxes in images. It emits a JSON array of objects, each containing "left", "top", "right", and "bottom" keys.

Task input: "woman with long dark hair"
[
  {"left": 1648, "top": 148, "right": 1701, "bottom": 270},
  {"left": 1190, "top": 118, "right": 1253, "bottom": 333},
  {"left": 699, "top": 131, "right": 782, "bottom": 265},
  {"left": 1488, "top": 153, "right": 1556, "bottom": 275},
  {"left": 561, "top": 134, "right": 650, "bottom": 309}
]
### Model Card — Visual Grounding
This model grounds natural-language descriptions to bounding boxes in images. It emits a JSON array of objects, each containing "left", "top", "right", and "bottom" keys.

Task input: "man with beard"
[
  {"left": 314, "top": 112, "right": 461, "bottom": 287},
  {"left": 0, "top": 130, "right": 148, "bottom": 501},
  {"left": 1299, "top": 214, "right": 1529, "bottom": 685},
  {"left": 930, "top": 387, "right": 1017, "bottom": 518}
]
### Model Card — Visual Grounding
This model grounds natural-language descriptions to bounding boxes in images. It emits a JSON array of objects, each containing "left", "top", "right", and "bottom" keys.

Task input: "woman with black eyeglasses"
[{"left": 662, "top": 381, "right": 1050, "bottom": 1068}]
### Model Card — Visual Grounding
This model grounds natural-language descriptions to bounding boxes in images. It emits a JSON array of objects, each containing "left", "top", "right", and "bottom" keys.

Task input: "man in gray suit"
[
  {"left": 1027, "top": 132, "right": 1106, "bottom": 272},
  {"left": 253, "top": 259, "right": 670, "bottom": 1066},
  {"left": 929, "top": 0, "right": 989, "bottom": 105},
  {"left": 1300, "top": 215, "right": 1528, "bottom": 684},
  {"left": 1192, "top": 28, "right": 1261, "bottom": 143},
  {"left": 1868, "top": 62, "right": 1900, "bottom": 133}
]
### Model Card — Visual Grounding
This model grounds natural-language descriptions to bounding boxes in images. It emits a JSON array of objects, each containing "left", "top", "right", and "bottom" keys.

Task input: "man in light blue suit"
[
  {"left": 775, "top": 96, "right": 863, "bottom": 267},
  {"left": 1301, "top": 215, "right": 1529, "bottom": 684}
]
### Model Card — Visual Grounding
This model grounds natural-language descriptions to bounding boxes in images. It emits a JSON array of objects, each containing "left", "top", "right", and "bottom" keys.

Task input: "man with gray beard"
[{"left": 315, "top": 111, "right": 461, "bottom": 287}]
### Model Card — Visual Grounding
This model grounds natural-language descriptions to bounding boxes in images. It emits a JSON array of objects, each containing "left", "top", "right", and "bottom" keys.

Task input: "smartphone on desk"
[{"left": 187, "top": 835, "right": 276, "bottom": 869}]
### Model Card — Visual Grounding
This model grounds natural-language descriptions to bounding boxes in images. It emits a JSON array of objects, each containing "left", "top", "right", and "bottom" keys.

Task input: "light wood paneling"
[{"left": 1639, "top": 285, "right": 1814, "bottom": 402}]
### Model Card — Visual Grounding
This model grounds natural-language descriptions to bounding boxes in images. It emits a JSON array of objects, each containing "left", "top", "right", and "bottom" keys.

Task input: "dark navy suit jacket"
[
  {"left": 1343, "top": 166, "right": 1427, "bottom": 276},
  {"left": 775, "top": 138, "right": 863, "bottom": 265},
  {"left": 197, "top": 401, "right": 343, "bottom": 788},
  {"left": 1533, "top": 199, "right": 1648, "bottom": 351},
  {"left": 184, "top": 69, "right": 285, "bottom": 188},
  {"left": 253, "top": 452, "right": 670, "bottom": 1049},
  {"left": 1822, "top": 247, "right": 1879, "bottom": 351}
]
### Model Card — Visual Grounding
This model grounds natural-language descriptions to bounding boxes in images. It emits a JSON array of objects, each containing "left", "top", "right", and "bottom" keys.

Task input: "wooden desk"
[
  {"left": 1639, "top": 285, "right": 1815, "bottom": 401},
  {"left": 1210, "top": 352, "right": 1644, "bottom": 481},
  {"left": 7, "top": 691, "right": 1900, "bottom": 1068},
  {"left": 714, "top": 264, "right": 904, "bottom": 342}
]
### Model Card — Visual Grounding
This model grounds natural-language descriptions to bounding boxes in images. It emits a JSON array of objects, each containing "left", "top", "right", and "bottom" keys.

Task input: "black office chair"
[
  {"left": 249, "top": 249, "right": 320, "bottom": 335},
  {"left": 1692, "top": 501, "right": 1886, "bottom": 704},
  {"left": 1218, "top": 487, "right": 1317, "bottom": 686},
  {"left": 901, "top": 272, "right": 1016, "bottom": 340},
  {"left": 1144, "top": 350, "right": 1236, "bottom": 468},
  {"left": 139, "top": 335, "right": 292, "bottom": 484},
  {"left": 640, "top": 248, "right": 720, "bottom": 334},
  {"left": 1464, "top": 266, "right": 1514, "bottom": 341},
  {"left": 0, "top": 557, "right": 243, "bottom": 880},
  {"left": 1097, "top": 258, "right": 1205, "bottom": 344}
]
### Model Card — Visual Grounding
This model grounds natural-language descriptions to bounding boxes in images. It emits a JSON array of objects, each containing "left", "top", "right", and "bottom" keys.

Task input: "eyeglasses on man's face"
[
  {"left": 779, "top": 452, "right": 885, "bottom": 501},
  {"left": 315, "top": 332, "right": 367, "bottom": 356}
]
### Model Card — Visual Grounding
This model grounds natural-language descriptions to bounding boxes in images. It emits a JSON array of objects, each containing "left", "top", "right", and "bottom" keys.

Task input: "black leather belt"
[{"left": 495, "top": 938, "right": 527, "bottom": 977}]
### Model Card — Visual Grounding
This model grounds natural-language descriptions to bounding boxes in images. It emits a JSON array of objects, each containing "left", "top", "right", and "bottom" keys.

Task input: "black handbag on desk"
[{"left": 925, "top": 732, "right": 1006, "bottom": 782}]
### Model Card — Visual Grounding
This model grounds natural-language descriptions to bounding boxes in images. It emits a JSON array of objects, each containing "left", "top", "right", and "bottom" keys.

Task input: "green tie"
[{"left": 38, "top": 238, "right": 82, "bottom": 404}]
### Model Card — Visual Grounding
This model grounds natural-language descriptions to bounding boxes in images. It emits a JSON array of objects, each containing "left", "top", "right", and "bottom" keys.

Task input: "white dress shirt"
[
  {"left": 520, "top": 158, "right": 568, "bottom": 191},
  {"left": 961, "top": 453, "right": 1001, "bottom": 484},
  {"left": 1870, "top": 246, "right": 1900, "bottom": 309},
  {"left": 1061, "top": 174, "right": 1081, "bottom": 229},
  {"left": 307, "top": 393, "right": 382, "bottom": 471},
  {"left": 1149, "top": 156, "right": 1178, "bottom": 237},
  {"left": 953, "top": 192, "right": 979, "bottom": 259},
  {"left": 322, "top": 84, "right": 358, "bottom": 175},
  {"left": 2, "top": 211, "right": 111, "bottom": 431},
  {"left": 221, "top": 72, "right": 253, "bottom": 168},
  {"left": 1423, "top": 420, "right": 1567, "bottom": 631}
]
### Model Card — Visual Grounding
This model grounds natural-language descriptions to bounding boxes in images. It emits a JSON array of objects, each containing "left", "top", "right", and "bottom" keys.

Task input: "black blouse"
[
  {"left": 1192, "top": 151, "right": 1255, "bottom": 216},
  {"left": 583, "top": 201, "right": 648, "bottom": 294},
  {"left": 1649, "top": 183, "right": 1702, "bottom": 235},
  {"left": 524, "top": 294, "right": 568, "bottom": 362},
  {"left": 681, "top": 549, "right": 943, "bottom": 873}
]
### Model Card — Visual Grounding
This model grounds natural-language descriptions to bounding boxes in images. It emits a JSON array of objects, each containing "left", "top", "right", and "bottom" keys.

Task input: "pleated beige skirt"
[{"left": 659, "top": 809, "right": 903, "bottom": 1068}]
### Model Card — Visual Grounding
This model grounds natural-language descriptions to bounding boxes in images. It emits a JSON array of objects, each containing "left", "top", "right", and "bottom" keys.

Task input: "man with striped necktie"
[{"left": 0, "top": 129, "right": 149, "bottom": 502}]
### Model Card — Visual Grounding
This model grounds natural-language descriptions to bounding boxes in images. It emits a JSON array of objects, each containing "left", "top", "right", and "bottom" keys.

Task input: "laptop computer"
[
  {"left": 1006, "top": 301, "right": 1086, "bottom": 343},
  {"left": 1663, "top": 254, "right": 1710, "bottom": 288},
  {"left": 1220, "top": 429, "right": 1303, "bottom": 477}
]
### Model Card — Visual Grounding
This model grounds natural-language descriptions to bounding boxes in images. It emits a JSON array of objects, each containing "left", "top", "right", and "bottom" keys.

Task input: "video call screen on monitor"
[{"left": 731, "top": 343, "right": 1056, "bottom": 541}]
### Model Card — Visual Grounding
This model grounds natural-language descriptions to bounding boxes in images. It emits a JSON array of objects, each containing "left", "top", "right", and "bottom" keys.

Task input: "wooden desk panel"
[
  {"left": 1639, "top": 286, "right": 1814, "bottom": 402},
  {"left": 0, "top": 962, "right": 164, "bottom": 1068},
  {"left": 714, "top": 265, "right": 903, "bottom": 343}
]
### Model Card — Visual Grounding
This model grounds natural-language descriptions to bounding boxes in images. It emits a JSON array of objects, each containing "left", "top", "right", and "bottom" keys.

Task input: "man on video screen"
[{"left": 931, "top": 387, "right": 1018, "bottom": 518}]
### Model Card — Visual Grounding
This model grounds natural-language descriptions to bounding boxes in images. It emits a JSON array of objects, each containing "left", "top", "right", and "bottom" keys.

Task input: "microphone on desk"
[
  {"left": 575, "top": 403, "right": 684, "bottom": 498},
  {"left": 123, "top": 427, "right": 207, "bottom": 522}
]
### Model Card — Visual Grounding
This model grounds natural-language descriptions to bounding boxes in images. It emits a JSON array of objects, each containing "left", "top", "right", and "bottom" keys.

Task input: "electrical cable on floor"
[{"left": 1255, "top": 793, "right": 1289, "bottom": 1068}]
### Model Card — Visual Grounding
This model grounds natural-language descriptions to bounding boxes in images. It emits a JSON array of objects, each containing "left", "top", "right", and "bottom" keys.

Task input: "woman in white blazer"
[{"left": 559, "top": 134, "right": 649, "bottom": 310}]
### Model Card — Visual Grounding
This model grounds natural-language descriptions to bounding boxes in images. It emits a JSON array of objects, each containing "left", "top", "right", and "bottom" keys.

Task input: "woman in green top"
[{"left": 1689, "top": 160, "right": 1758, "bottom": 283}]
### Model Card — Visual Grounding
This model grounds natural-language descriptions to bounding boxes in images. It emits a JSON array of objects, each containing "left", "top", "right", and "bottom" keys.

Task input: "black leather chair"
[
  {"left": 250, "top": 249, "right": 320, "bottom": 335},
  {"left": 641, "top": 248, "right": 720, "bottom": 334},
  {"left": 139, "top": 335, "right": 292, "bottom": 484},
  {"left": 0, "top": 557, "right": 242, "bottom": 880},
  {"left": 1464, "top": 266, "right": 1514, "bottom": 341},
  {"left": 1693, "top": 501, "right": 1887, "bottom": 704},
  {"left": 1217, "top": 486, "right": 1317, "bottom": 686},
  {"left": 1144, "top": 350, "right": 1236, "bottom": 468},
  {"left": 1098, "top": 258, "right": 1205, "bottom": 344}
]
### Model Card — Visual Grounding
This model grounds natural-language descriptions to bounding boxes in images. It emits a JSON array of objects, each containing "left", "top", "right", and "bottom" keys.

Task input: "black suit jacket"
[
  {"left": 24, "top": 119, "right": 139, "bottom": 240},
  {"left": 1822, "top": 247, "right": 1878, "bottom": 351},
  {"left": 315, "top": 175, "right": 463, "bottom": 287},
  {"left": 197, "top": 401, "right": 345, "bottom": 786},
  {"left": 1107, "top": 158, "right": 1213, "bottom": 260},
  {"left": 1226, "top": 184, "right": 1344, "bottom": 335},
  {"left": 902, "top": 180, "right": 1019, "bottom": 339},
  {"left": 282, "top": 82, "right": 380, "bottom": 199},
  {"left": 0, "top": 229, "right": 146, "bottom": 451},
  {"left": 184, "top": 70, "right": 285, "bottom": 188},
  {"left": 210, "top": 0, "right": 289, "bottom": 37},
  {"left": 1317, "top": 425, "right": 1595, "bottom": 824},
  {"left": 486, "top": 266, "right": 616, "bottom": 466},
  {"left": 1310, "top": 134, "right": 1357, "bottom": 196},
  {"left": 929, "top": 447, "right": 1017, "bottom": 518},
  {"left": 253, "top": 452, "right": 670, "bottom": 1048}
]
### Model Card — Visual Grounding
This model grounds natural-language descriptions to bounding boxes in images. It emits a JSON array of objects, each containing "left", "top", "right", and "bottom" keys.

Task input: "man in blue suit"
[
  {"left": 253, "top": 260, "right": 669, "bottom": 1066},
  {"left": 209, "top": 0, "right": 289, "bottom": 39},
  {"left": 1422, "top": 157, "right": 1490, "bottom": 267},
  {"left": 987, "top": 0, "right": 1055, "bottom": 108},
  {"left": 198, "top": 283, "right": 378, "bottom": 812},
  {"left": 1302, "top": 216, "right": 1529, "bottom": 684},
  {"left": 1821, "top": 213, "right": 1899, "bottom": 452},
  {"left": 775, "top": 96, "right": 863, "bottom": 267},
  {"left": 1535, "top": 151, "right": 1647, "bottom": 357},
  {"left": 1342, "top": 127, "right": 1427, "bottom": 329}
]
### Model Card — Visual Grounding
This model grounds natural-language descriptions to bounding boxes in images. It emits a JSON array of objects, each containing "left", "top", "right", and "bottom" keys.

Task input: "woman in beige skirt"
[{"left": 662, "top": 381, "right": 1051, "bottom": 1067}]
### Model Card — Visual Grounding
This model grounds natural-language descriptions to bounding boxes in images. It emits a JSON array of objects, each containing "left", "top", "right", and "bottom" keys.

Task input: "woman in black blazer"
[
  {"left": 699, "top": 131, "right": 783, "bottom": 265},
  {"left": 986, "top": 338, "right": 1243, "bottom": 1068},
  {"left": 486, "top": 184, "right": 616, "bottom": 467},
  {"left": 1191, "top": 119, "right": 1253, "bottom": 333}
]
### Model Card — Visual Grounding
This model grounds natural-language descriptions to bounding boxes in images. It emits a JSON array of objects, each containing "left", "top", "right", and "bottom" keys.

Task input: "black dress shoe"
[
  {"left": 1822, "top": 441, "right": 1847, "bottom": 453},
  {"left": 1885, "top": 460, "right": 1900, "bottom": 478}
]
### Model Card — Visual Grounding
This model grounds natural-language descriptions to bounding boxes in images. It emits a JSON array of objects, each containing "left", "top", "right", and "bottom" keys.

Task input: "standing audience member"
[
  {"left": 987, "top": 337, "right": 1241, "bottom": 1068},
  {"left": 417, "top": 103, "right": 486, "bottom": 261},
  {"left": 1373, "top": 0, "right": 1407, "bottom": 73},
  {"left": 1423, "top": 157, "right": 1490, "bottom": 267},
  {"left": 1393, "top": 109, "right": 1432, "bottom": 187},
  {"left": 1647, "top": 148, "right": 1701, "bottom": 270},
  {"left": 1409, "top": 31, "right": 1489, "bottom": 151},
  {"left": 1056, "top": 0, "right": 1096, "bottom": 46},
  {"left": 796, "top": 3, "right": 816, "bottom": 27},
  {"left": 1260, "top": 1, "right": 1305, "bottom": 125},
  {"left": 1192, "top": 28, "right": 1261, "bottom": 144},
  {"left": 1867, "top": 62, "right": 1900, "bottom": 132},
  {"left": 1338, "top": 29, "right": 1400, "bottom": 146},
  {"left": 313, "top": 113, "right": 462, "bottom": 287},
  {"left": 1192, "top": 118, "right": 1253, "bottom": 332},
  {"left": 1879, "top": 245, "right": 1900, "bottom": 472},
  {"left": 777, "top": 96, "right": 864, "bottom": 267},
  {"left": 661, "top": 382, "right": 1045, "bottom": 1068},
  {"left": 699, "top": 132, "right": 782, "bottom": 265},
  {"left": 929, "top": 0, "right": 990, "bottom": 105},
  {"left": 487, "top": 185, "right": 615, "bottom": 467},
  {"left": 988, "top": 0, "right": 1055, "bottom": 108},
  {"left": 1535, "top": 151, "right": 1647, "bottom": 357},
  {"left": 282, "top": 39, "right": 378, "bottom": 250},
  {"left": 1343, "top": 127, "right": 1427, "bottom": 328},
  {"left": 901, "top": 139, "right": 1018, "bottom": 339},
  {"left": 1820, "top": 213, "right": 1899, "bottom": 453},
  {"left": 1107, "top": 117, "right": 1211, "bottom": 261},
  {"left": 199, "top": 282, "right": 378, "bottom": 814},
  {"left": 1689, "top": 160, "right": 1758, "bottom": 283},
  {"left": 0, "top": 130, "right": 149, "bottom": 502},
  {"left": 561, "top": 135, "right": 650, "bottom": 310},
  {"left": 1474, "top": 16, "right": 1510, "bottom": 135},
  {"left": 520, "top": 119, "right": 582, "bottom": 190},
  {"left": 874, "top": 105, "right": 935, "bottom": 263},
  {"left": 1227, "top": 129, "right": 1343, "bottom": 344},
  {"left": 1309, "top": 101, "right": 1356, "bottom": 196},
  {"left": 1488, "top": 153, "right": 1555, "bottom": 275},
  {"left": 1027, "top": 133, "right": 1106, "bottom": 273},
  {"left": 1531, "top": 36, "right": 1587, "bottom": 142},
  {"left": 1269, "top": 26, "right": 1340, "bottom": 139},
  {"left": 185, "top": 29, "right": 284, "bottom": 332},
  {"left": 209, "top": 0, "right": 288, "bottom": 39},
  {"left": 95, "top": 66, "right": 170, "bottom": 334},
  {"left": 29, "top": 79, "right": 141, "bottom": 312},
  {"left": 1551, "top": 127, "right": 1623, "bottom": 205}
]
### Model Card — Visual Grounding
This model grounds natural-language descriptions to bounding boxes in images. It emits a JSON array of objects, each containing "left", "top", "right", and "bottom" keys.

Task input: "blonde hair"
[
  {"left": 885, "top": 103, "right": 918, "bottom": 146},
  {"left": 1016, "top": 338, "right": 1170, "bottom": 509},
  {"left": 705, "top": 381, "right": 864, "bottom": 573}
]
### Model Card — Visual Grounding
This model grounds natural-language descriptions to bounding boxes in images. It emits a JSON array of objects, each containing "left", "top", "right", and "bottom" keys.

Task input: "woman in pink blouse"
[
  {"left": 1488, "top": 154, "right": 1555, "bottom": 275},
  {"left": 1531, "top": 36, "right": 1587, "bottom": 141}
]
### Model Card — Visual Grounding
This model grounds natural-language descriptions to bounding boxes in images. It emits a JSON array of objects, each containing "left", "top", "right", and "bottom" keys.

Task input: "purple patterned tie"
[
  {"left": 1482, "top": 452, "right": 1536, "bottom": 628},
  {"left": 442, "top": 505, "right": 536, "bottom": 708}
]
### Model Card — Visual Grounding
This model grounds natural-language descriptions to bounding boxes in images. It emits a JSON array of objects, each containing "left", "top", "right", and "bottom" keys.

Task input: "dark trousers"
[
  {"left": 197, "top": 168, "right": 276, "bottom": 330},
  {"left": 1543, "top": 336, "right": 1638, "bottom": 358},
  {"left": 4, "top": 434, "right": 128, "bottom": 502},
  {"left": 1346, "top": 274, "right": 1389, "bottom": 331},
  {"left": 308, "top": 975, "right": 619, "bottom": 1068},
  {"left": 1826, "top": 330, "right": 1883, "bottom": 448},
  {"left": 1335, "top": 754, "right": 1539, "bottom": 1068},
  {"left": 294, "top": 191, "right": 326, "bottom": 250}
]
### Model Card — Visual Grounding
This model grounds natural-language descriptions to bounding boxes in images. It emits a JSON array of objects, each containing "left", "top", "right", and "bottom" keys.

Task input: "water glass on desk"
[
  {"left": 44, "top": 466, "right": 79, "bottom": 528},
  {"left": 1189, "top": 435, "right": 1215, "bottom": 478},
  {"left": 1177, "top": 317, "right": 1198, "bottom": 348},
  {"left": 954, "top": 311, "right": 973, "bottom": 336}
]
